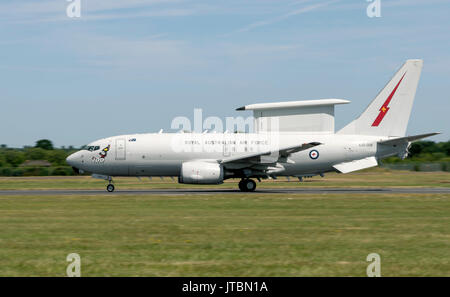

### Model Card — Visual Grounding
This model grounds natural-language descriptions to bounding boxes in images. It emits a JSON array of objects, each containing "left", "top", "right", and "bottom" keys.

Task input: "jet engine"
[{"left": 178, "top": 161, "right": 224, "bottom": 184}]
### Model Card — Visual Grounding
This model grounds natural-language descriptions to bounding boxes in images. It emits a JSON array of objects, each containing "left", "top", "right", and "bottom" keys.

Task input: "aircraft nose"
[
  {"left": 66, "top": 153, "right": 76, "bottom": 166},
  {"left": 66, "top": 151, "right": 85, "bottom": 174},
  {"left": 66, "top": 152, "right": 81, "bottom": 167}
]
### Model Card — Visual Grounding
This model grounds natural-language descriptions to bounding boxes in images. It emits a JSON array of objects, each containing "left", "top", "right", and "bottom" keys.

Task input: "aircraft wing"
[
  {"left": 378, "top": 132, "right": 440, "bottom": 145},
  {"left": 220, "top": 142, "right": 321, "bottom": 165}
]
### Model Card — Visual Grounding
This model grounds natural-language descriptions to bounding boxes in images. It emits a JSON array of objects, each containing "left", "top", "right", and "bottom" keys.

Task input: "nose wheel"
[
  {"left": 106, "top": 176, "right": 115, "bottom": 192},
  {"left": 238, "top": 179, "right": 256, "bottom": 192},
  {"left": 106, "top": 184, "right": 115, "bottom": 192}
]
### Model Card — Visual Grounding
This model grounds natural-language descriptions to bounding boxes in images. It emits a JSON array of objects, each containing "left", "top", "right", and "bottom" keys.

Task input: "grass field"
[{"left": 0, "top": 171, "right": 449, "bottom": 276}]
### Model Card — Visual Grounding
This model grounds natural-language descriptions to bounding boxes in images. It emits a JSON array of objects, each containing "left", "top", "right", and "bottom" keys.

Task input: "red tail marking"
[{"left": 371, "top": 72, "right": 407, "bottom": 127}]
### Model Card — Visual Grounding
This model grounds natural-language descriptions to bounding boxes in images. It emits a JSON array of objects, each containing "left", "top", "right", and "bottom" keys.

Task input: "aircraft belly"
[
  {"left": 284, "top": 145, "right": 344, "bottom": 175},
  {"left": 108, "top": 163, "right": 130, "bottom": 176},
  {"left": 130, "top": 160, "right": 181, "bottom": 176},
  {"left": 283, "top": 163, "right": 333, "bottom": 175}
]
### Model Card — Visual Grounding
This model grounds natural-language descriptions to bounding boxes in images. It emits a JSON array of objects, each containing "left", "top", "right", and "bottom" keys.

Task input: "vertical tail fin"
[{"left": 338, "top": 59, "right": 423, "bottom": 137}]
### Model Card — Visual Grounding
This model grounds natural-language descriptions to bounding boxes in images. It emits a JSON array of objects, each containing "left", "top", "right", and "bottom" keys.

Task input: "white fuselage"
[{"left": 66, "top": 132, "right": 398, "bottom": 178}]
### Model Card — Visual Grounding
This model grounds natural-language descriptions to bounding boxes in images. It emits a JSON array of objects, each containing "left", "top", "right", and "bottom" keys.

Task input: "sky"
[{"left": 0, "top": 0, "right": 449, "bottom": 148}]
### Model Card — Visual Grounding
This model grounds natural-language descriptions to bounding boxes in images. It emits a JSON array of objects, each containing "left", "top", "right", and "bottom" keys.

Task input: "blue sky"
[{"left": 0, "top": 0, "right": 449, "bottom": 147}]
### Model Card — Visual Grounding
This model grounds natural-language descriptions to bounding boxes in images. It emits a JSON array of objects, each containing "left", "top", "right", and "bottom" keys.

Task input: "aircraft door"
[{"left": 115, "top": 138, "right": 126, "bottom": 160}]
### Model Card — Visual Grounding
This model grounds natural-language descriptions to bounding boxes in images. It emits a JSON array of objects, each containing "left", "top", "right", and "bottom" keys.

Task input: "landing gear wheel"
[
  {"left": 238, "top": 180, "right": 245, "bottom": 191},
  {"left": 245, "top": 179, "right": 256, "bottom": 192},
  {"left": 239, "top": 179, "right": 257, "bottom": 192},
  {"left": 106, "top": 184, "right": 115, "bottom": 192}
]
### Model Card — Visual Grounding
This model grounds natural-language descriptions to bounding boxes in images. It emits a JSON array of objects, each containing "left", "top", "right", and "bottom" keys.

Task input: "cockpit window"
[{"left": 84, "top": 146, "right": 100, "bottom": 152}]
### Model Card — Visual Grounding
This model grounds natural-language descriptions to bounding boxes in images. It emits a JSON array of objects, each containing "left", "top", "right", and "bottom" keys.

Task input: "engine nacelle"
[{"left": 178, "top": 161, "right": 224, "bottom": 184}]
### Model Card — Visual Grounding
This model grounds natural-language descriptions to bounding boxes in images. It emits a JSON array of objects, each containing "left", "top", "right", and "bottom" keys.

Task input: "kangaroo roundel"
[{"left": 309, "top": 150, "right": 319, "bottom": 160}]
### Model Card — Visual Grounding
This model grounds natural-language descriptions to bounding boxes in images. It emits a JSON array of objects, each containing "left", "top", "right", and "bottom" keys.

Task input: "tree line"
[
  {"left": 387, "top": 140, "right": 450, "bottom": 163},
  {"left": 0, "top": 140, "right": 79, "bottom": 176}
]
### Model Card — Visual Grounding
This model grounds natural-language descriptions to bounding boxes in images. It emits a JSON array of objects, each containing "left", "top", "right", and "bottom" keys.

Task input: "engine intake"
[{"left": 178, "top": 161, "right": 224, "bottom": 184}]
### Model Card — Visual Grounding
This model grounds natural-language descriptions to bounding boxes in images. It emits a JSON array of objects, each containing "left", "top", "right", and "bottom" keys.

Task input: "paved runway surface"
[{"left": 0, "top": 188, "right": 449, "bottom": 195}]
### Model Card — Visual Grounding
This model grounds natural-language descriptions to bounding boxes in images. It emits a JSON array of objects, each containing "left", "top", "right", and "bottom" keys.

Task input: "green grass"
[
  {"left": 1, "top": 193, "right": 449, "bottom": 276},
  {"left": 0, "top": 169, "right": 449, "bottom": 190}
]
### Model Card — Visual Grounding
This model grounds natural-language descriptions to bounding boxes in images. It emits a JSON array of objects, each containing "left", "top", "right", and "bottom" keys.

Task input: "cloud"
[
  {"left": 0, "top": 0, "right": 194, "bottom": 23},
  {"left": 62, "top": 33, "right": 304, "bottom": 73},
  {"left": 66, "top": 34, "right": 195, "bottom": 72},
  {"left": 235, "top": 0, "right": 339, "bottom": 33}
]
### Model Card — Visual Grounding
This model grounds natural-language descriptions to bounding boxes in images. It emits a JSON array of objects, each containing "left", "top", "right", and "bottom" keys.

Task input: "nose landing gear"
[
  {"left": 238, "top": 179, "right": 257, "bottom": 192},
  {"left": 106, "top": 177, "right": 115, "bottom": 192},
  {"left": 106, "top": 184, "right": 115, "bottom": 192}
]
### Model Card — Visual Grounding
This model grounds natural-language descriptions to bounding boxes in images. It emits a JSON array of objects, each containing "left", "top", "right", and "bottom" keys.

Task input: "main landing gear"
[
  {"left": 238, "top": 179, "right": 257, "bottom": 192},
  {"left": 106, "top": 176, "right": 115, "bottom": 192}
]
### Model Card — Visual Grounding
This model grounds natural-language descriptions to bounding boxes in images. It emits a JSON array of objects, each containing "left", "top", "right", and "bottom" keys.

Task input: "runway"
[{"left": 0, "top": 187, "right": 449, "bottom": 195}]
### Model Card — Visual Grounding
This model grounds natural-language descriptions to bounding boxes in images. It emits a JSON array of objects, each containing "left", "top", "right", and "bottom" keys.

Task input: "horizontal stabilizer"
[
  {"left": 333, "top": 157, "right": 378, "bottom": 174},
  {"left": 378, "top": 132, "right": 440, "bottom": 145}
]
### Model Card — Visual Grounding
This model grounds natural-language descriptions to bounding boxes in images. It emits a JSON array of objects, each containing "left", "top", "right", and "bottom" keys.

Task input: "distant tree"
[
  {"left": 0, "top": 144, "right": 6, "bottom": 149},
  {"left": 409, "top": 141, "right": 435, "bottom": 157},
  {"left": 35, "top": 139, "right": 54, "bottom": 150},
  {"left": 4, "top": 151, "right": 25, "bottom": 167},
  {"left": 441, "top": 141, "right": 450, "bottom": 156},
  {"left": 47, "top": 150, "right": 69, "bottom": 166},
  {"left": 24, "top": 148, "right": 47, "bottom": 161},
  {"left": 408, "top": 140, "right": 450, "bottom": 159}
]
